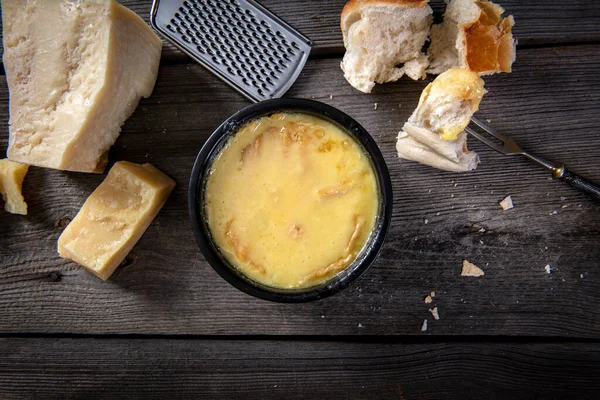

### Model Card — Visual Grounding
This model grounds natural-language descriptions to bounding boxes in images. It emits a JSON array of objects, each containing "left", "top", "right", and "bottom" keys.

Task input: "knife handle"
[{"left": 554, "top": 166, "right": 600, "bottom": 201}]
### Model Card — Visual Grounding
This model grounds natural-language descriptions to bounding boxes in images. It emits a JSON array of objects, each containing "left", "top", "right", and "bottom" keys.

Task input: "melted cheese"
[
  {"left": 205, "top": 113, "right": 379, "bottom": 289},
  {"left": 58, "top": 162, "right": 175, "bottom": 280}
]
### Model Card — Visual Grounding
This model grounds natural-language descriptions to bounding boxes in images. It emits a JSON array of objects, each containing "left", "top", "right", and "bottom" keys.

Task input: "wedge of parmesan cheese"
[
  {"left": 58, "top": 162, "right": 175, "bottom": 280},
  {"left": 3, "top": 0, "right": 162, "bottom": 173},
  {"left": 0, "top": 159, "right": 29, "bottom": 215}
]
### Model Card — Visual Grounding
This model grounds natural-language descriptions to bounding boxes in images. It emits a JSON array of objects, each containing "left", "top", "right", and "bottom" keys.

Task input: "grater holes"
[{"left": 167, "top": 0, "right": 300, "bottom": 97}]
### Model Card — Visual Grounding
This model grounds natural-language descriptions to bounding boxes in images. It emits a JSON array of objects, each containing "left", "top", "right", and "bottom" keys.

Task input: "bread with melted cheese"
[{"left": 396, "top": 68, "right": 486, "bottom": 172}]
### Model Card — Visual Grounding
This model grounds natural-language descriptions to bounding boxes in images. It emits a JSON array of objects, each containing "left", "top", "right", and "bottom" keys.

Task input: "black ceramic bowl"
[{"left": 189, "top": 98, "right": 392, "bottom": 302}]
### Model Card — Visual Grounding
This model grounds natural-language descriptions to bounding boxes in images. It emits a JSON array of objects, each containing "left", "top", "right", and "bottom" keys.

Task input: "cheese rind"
[
  {"left": 2, "top": 0, "right": 162, "bottom": 173},
  {"left": 0, "top": 159, "right": 29, "bottom": 215},
  {"left": 58, "top": 162, "right": 175, "bottom": 280}
]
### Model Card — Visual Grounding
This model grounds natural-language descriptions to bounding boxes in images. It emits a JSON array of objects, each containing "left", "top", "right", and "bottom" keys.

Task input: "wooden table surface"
[{"left": 1, "top": 0, "right": 600, "bottom": 398}]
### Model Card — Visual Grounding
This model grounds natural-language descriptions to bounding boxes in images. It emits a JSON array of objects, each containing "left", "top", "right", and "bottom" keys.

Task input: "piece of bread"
[
  {"left": 3, "top": 0, "right": 162, "bottom": 173},
  {"left": 427, "top": 0, "right": 515, "bottom": 75},
  {"left": 396, "top": 68, "right": 485, "bottom": 172},
  {"left": 340, "top": 0, "right": 433, "bottom": 93}
]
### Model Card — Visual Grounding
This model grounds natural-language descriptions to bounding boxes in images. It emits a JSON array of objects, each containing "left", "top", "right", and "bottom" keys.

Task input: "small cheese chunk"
[
  {"left": 3, "top": 0, "right": 162, "bottom": 173},
  {"left": 0, "top": 159, "right": 29, "bottom": 215},
  {"left": 58, "top": 162, "right": 175, "bottom": 280}
]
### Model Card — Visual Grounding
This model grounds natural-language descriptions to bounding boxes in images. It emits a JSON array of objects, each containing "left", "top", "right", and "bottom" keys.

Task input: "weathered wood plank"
[
  {"left": 1, "top": 45, "right": 599, "bottom": 337},
  {"left": 0, "top": 338, "right": 599, "bottom": 399},
  {"left": 1, "top": 1, "right": 599, "bottom": 65},
  {"left": 135, "top": 0, "right": 600, "bottom": 59}
]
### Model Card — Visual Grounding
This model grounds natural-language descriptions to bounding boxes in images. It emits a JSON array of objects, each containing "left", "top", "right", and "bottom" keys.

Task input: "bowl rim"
[{"left": 188, "top": 98, "right": 393, "bottom": 302}]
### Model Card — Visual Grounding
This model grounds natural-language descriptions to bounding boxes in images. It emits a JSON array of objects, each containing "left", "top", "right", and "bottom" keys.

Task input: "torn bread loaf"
[
  {"left": 340, "top": 0, "right": 433, "bottom": 93},
  {"left": 396, "top": 68, "right": 485, "bottom": 172},
  {"left": 427, "top": 0, "right": 515, "bottom": 75},
  {"left": 3, "top": 0, "right": 162, "bottom": 173},
  {"left": 0, "top": 159, "right": 29, "bottom": 215}
]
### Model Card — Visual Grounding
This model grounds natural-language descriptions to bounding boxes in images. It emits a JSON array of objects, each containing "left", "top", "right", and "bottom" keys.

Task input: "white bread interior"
[
  {"left": 396, "top": 68, "right": 486, "bottom": 172},
  {"left": 427, "top": 0, "right": 516, "bottom": 75},
  {"left": 340, "top": 0, "right": 433, "bottom": 93}
]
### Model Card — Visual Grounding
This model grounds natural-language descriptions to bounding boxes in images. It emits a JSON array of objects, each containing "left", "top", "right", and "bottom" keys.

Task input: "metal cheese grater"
[{"left": 150, "top": 0, "right": 312, "bottom": 103}]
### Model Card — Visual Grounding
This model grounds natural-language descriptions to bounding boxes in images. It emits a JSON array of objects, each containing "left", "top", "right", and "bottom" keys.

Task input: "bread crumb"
[
  {"left": 549, "top": 211, "right": 558, "bottom": 215},
  {"left": 561, "top": 204, "right": 568, "bottom": 209},
  {"left": 421, "top": 319, "right": 428, "bottom": 332},
  {"left": 545, "top": 264, "right": 552, "bottom": 274},
  {"left": 424, "top": 218, "right": 429, "bottom": 224},
  {"left": 374, "top": 102, "right": 378, "bottom": 110},
  {"left": 580, "top": 273, "right": 584, "bottom": 279},
  {"left": 478, "top": 227, "right": 486, "bottom": 233},
  {"left": 358, "top": 323, "right": 363, "bottom": 328},
  {"left": 429, "top": 307, "right": 440, "bottom": 320},
  {"left": 424, "top": 295, "right": 433, "bottom": 304},
  {"left": 486, "top": 119, "right": 492, "bottom": 123},
  {"left": 499, "top": 195, "right": 514, "bottom": 210},
  {"left": 431, "top": 291, "right": 435, "bottom": 297},
  {"left": 461, "top": 260, "right": 485, "bottom": 277}
]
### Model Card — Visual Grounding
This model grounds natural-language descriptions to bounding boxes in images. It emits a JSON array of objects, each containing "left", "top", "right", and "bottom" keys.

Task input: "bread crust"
[
  {"left": 341, "top": 0, "right": 429, "bottom": 36},
  {"left": 461, "top": 1, "right": 515, "bottom": 74}
]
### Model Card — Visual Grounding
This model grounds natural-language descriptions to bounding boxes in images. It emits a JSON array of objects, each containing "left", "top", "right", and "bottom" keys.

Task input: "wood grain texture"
[
  {"left": 1, "top": 45, "right": 599, "bottom": 337},
  {"left": 0, "top": 338, "right": 599, "bottom": 400},
  {"left": 1, "top": 0, "right": 598, "bottom": 65},
  {"left": 144, "top": 0, "right": 600, "bottom": 59}
]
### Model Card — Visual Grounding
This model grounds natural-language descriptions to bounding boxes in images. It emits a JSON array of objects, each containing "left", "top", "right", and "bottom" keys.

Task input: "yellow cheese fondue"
[{"left": 205, "top": 113, "right": 379, "bottom": 289}]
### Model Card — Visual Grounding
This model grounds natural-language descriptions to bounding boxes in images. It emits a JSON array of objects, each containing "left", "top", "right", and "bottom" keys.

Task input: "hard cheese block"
[
  {"left": 58, "top": 162, "right": 175, "bottom": 280},
  {"left": 2, "top": 0, "right": 162, "bottom": 173},
  {"left": 0, "top": 159, "right": 29, "bottom": 215}
]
